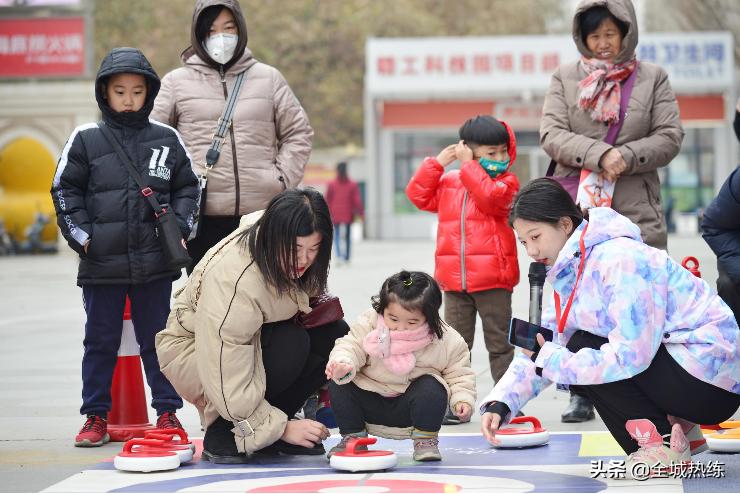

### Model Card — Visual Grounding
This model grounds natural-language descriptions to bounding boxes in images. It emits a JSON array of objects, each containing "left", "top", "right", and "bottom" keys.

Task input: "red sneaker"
[
  {"left": 75, "top": 415, "right": 109, "bottom": 447},
  {"left": 156, "top": 411, "right": 183, "bottom": 430}
]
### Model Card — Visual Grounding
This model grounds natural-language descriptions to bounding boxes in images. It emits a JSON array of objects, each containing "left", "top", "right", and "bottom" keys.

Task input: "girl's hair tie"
[{"left": 403, "top": 278, "right": 413, "bottom": 287}]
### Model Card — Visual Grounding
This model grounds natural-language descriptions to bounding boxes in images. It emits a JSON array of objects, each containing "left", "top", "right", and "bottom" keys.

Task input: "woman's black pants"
[
  {"left": 261, "top": 318, "right": 350, "bottom": 418},
  {"left": 204, "top": 318, "right": 349, "bottom": 455},
  {"left": 568, "top": 331, "right": 740, "bottom": 454},
  {"left": 329, "top": 374, "right": 448, "bottom": 434}
]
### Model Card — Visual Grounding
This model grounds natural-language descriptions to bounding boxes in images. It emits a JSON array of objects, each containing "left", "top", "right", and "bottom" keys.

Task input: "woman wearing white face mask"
[{"left": 152, "top": 0, "right": 313, "bottom": 274}]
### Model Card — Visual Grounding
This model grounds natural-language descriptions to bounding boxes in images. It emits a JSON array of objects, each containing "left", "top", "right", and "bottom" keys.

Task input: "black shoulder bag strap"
[
  {"left": 199, "top": 70, "right": 247, "bottom": 199},
  {"left": 98, "top": 123, "right": 163, "bottom": 215}
]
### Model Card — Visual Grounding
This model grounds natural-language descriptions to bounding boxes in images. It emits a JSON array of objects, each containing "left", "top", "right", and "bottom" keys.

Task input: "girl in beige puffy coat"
[{"left": 325, "top": 271, "right": 476, "bottom": 462}]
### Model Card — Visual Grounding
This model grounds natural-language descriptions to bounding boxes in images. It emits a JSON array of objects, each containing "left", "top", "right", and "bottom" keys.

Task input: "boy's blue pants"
[{"left": 80, "top": 278, "right": 182, "bottom": 417}]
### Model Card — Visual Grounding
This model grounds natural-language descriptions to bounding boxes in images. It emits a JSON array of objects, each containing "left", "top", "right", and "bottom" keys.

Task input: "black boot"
[
  {"left": 202, "top": 416, "right": 250, "bottom": 464},
  {"left": 256, "top": 438, "right": 326, "bottom": 456},
  {"left": 561, "top": 393, "right": 595, "bottom": 423}
]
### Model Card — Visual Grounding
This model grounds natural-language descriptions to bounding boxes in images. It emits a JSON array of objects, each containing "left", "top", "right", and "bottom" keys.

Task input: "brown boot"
[{"left": 413, "top": 437, "right": 441, "bottom": 461}]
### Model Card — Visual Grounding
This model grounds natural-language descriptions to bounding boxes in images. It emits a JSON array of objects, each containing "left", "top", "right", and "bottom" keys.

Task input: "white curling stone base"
[
  {"left": 330, "top": 452, "right": 397, "bottom": 472},
  {"left": 706, "top": 436, "right": 740, "bottom": 453},
  {"left": 172, "top": 447, "right": 194, "bottom": 463},
  {"left": 495, "top": 430, "right": 549, "bottom": 448},
  {"left": 114, "top": 454, "right": 181, "bottom": 472}
]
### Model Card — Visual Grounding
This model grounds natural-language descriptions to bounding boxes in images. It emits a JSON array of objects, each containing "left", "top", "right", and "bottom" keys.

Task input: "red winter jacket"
[{"left": 405, "top": 123, "right": 520, "bottom": 293}]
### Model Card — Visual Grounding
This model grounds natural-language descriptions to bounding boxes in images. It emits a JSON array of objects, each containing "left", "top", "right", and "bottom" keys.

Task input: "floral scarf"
[
  {"left": 362, "top": 315, "right": 434, "bottom": 375},
  {"left": 577, "top": 57, "right": 637, "bottom": 124}
]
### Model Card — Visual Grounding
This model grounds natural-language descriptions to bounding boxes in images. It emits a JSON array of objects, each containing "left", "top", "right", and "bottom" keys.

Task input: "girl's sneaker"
[
  {"left": 75, "top": 415, "right": 109, "bottom": 447},
  {"left": 667, "top": 415, "right": 707, "bottom": 455},
  {"left": 326, "top": 432, "right": 368, "bottom": 458},
  {"left": 624, "top": 419, "right": 690, "bottom": 479},
  {"left": 413, "top": 437, "right": 442, "bottom": 461}
]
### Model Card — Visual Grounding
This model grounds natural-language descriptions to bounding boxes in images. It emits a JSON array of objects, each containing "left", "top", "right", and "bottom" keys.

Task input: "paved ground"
[{"left": 0, "top": 230, "right": 725, "bottom": 491}]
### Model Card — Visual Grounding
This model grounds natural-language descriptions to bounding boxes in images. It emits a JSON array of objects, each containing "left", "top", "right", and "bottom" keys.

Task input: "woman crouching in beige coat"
[
  {"left": 325, "top": 271, "right": 476, "bottom": 462},
  {"left": 156, "top": 188, "right": 348, "bottom": 463}
]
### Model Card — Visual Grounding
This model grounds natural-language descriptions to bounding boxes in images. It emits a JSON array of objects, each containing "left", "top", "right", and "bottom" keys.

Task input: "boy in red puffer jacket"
[{"left": 406, "top": 115, "right": 520, "bottom": 419}]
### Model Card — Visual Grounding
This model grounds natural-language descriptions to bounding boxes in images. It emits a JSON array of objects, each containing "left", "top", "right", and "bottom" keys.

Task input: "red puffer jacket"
[{"left": 405, "top": 123, "right": 520, "bottom": 293}]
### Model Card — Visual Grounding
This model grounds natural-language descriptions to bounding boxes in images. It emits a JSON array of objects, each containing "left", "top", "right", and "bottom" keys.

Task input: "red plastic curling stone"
[
  {"left": 330, "top": 437, "right": 397, "bottom": 472},
  {"left": 494, "top": 415, "right": 550, "bottom": 448},
  {"left": 114, "top": 438, "right": 181, "bottom": 472}
]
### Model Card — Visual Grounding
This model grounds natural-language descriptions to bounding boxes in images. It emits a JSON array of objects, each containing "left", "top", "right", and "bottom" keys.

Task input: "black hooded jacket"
[
  {"left": 51, "top": 47, "right": 199, "bottom": 285},
  {"left": 702, "top": 167, "right": 740, "bottom": 283}
]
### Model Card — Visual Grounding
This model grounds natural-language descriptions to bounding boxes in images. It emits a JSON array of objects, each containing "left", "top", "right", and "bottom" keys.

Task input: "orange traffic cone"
[{"left": 108, "top": 297, "right": 155, "bottom": 442}]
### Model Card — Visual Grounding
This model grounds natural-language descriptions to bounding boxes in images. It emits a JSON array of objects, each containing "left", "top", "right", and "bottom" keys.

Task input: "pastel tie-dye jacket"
[{"left": 479, "top": 207, "right": 740, "bottom": 420}]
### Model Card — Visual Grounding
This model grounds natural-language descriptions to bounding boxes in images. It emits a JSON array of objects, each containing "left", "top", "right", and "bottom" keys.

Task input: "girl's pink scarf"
[
  {"left": 577, "top": 57, "right": 637, "bottom": 124},
  {"left": 362, "top": 315, "right": 434, "bottom": 375}
]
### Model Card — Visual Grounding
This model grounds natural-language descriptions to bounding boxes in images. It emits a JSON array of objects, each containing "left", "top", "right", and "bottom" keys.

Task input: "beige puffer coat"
[
  {"left": 329, "top": 309, "right": 476, "bottom": 439},
  {"left": 540, "top": 0, "right": 684, "bottom": 250},
  {"left": 151, "top": 0, "right": 313, "bottom": 217},
  {"left": 155, "top": 212, "right": 311, "bottom": 454}
]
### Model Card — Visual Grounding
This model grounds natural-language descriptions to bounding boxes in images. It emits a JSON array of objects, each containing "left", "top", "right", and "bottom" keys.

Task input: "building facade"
[{"left": 364, "top": 33, "right": 736, "bottom": 239}]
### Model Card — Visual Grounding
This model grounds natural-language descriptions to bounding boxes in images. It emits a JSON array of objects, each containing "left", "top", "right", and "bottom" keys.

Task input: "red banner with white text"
[{"left": 0, "top": 17, "right": 85, "bottom": 77}]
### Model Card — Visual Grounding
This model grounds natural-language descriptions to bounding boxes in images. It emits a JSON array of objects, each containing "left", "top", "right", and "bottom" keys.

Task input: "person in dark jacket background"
[
  {"left": 701, "top": 98, "right": 740, "bottom": 323},
  {"left": 51, "top": 47, "right": 199, "bottom": 447}
]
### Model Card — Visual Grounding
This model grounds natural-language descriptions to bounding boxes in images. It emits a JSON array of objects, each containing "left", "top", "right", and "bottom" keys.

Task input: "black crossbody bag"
[
  {"left": 99, "top": 123, "right": 191, "bottom": 271},
  {"left": 190, "top": 70, "right": 247, "bottom": 239}
]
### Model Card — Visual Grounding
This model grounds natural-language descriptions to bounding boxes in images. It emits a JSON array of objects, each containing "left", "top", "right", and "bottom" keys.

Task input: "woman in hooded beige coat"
[
  {"left": 539, "top": 0, "right": 684, "bottom": 423},
  {"left": 151, "top": 0, "right": 313, "bottom": 273}
]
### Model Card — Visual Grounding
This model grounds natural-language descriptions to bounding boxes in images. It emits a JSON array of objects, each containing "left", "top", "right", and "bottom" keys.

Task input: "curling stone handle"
[
  {"left": 147, "top": 427, "right": 189, "bottom": 443},
  {"left": 146, "top": 432, "right": 175, "bottom": 441},
  {"left": 509, "top": 415, "right": 542, "bottom": 429},
  {"left": 122, "top": 438, "right": 167, "bottom": 452},
  {"left": 681, "top": 256, "right": 701, "bottom": 278},
  {"left": 346, "top": 436, "right": 377, "bottom": 453},
  {"left": 719, "top": 420, "right": 740, "bottom": 429}
]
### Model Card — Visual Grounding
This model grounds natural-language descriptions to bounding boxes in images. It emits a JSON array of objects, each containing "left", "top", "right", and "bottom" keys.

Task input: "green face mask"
[{"left": 478, "top": 157, "right": 510, "bottom": 179}]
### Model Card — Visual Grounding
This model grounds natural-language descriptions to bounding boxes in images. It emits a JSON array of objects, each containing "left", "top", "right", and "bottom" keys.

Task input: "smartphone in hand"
[{"left": 508, "top": 317, "right": 554, "bottom": 351}]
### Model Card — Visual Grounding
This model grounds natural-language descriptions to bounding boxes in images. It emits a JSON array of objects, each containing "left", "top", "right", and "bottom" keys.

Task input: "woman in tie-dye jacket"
[{"left": 480, "top": 178, "right": 740, "bottom": 467}]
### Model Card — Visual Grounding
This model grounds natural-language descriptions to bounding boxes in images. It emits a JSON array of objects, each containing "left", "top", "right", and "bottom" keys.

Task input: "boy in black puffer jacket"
[{"left": 51, "top": 47, "right": 199, "bottom": 447}]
